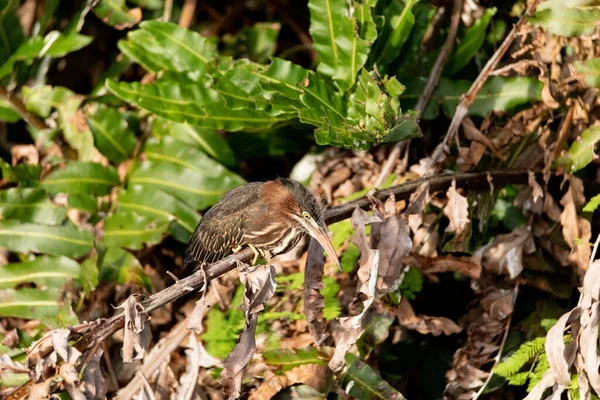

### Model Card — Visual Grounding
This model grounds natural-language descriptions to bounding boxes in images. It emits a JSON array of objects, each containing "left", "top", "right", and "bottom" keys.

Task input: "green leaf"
[
  {"left": 322, "top": 276, "right": 341, "bottom": 320},
  {"left": 341, "top": 353, "right": 405, "bottom": 399},
  {"left": 86, "top": 104, "right": 137, "bottom": 163},
  {"left": 80, "top": 252, "right": 99, "bottom": 297},
  {"left": 404, "top": 76, "right": 543, "bottom": 119},
  {"left": 0, "top": 98, "right": 19, "bottom": 122},
  {"left": 0, "top": 0, "right": 25, "bottom": 66},
  {"left": 119, "top": 21, "right": 217, "bottom": 77},
  {"left": 395, "top": 3, "right": 436, "bottom": 76},
  {"left": 0, "top": 256, "right": 80, "bottom": 289},
  {"left": 557, "top": 126, "right": 600, "bottom": 172},
  {"left": 263, "top": 347, "right": 327, "bottom": 373},
  {"left": 308, "top": 0, "right": 375, "bottom": 90},
  {"left": 23, "top": 86, "right": 98, "bottom": 160},
  {"left": 41, "top": 161, "right": 120, "bottom": 196},
  {"left": 399, "top": 267, "right": 423, "bottom": 300},
  {"left": 0, "top": 288, "right": 78, "bottom": 326},
  {"left": 99, "top": 247, "right": 151, "bottom": 290},
  {"left": 93, "top": 0, "right": 141, "bottom": 29},
  {"left": 583, "top": 194, "right": 600, "bottom": 213},
  {"left": 529, "top": 2, "right": 600, "bottom": 37},
  {"left": 104, "top": 211, "right": 170, "bottom": 250},
  {"left": 68, "top": 194, "right": 98, "bottom": 213},
  {"left": 129, "top": 136, "right": 245, "bottom": 210},
  {"left": 446, "top": 7, "right": 497, "bottom": 75},
  {"left": 0, "top": 221, "right": 93, "bottom": 258},
  {"left": 0, "top": 188, "right": 66, "bottom": 225},
  {"left": 341, "top": 243, "right": 360, "bottom": 273},
  {"left": 370, "top": 0, "right": 419, "bottom": 69},
  {"left": 0, "top": 32, "right": 92, "bottom": 80},
  {"left": 495, "top": 337, "right": 546, "bottom": 378},
  {"left": 105, "top": 74, "right": 284, "bottom": 131},
  {"left": 357, "top": 311, "right": 395, "bottom": 357},
  {"left": 0, "top": 160, "right": 41, "bottom": 183},
  {"left": 117, "top": 185, "right": 200, "bottom": 243},
  {"left": 574, "top": 57, "right": 600, "bottom": 88},
  {"left": 222, "top": 22, "right": 280, "bottom": 64},
  {"left": 152, "top": 118, "right": 235, "bottom": 167}
]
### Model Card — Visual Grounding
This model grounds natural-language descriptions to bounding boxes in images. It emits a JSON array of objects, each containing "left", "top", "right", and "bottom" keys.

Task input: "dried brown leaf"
[
  {"left": 443, "top": 180, "right": 469, "bottom": 234},
  {"left": 118, "top": 295, "right": 151, "bottom": 363},
  {"left": 0, "top": 354, "right": 28, "bottom": 373},
  {"left": 403, "top": 254, "right": 481, "bottom": 280},
  {"left": 397, "top": 297, "right": 462, "bottom": 336},
  {"left": 546, "top": 308, "right": 581, "bottom": 386},
  {"left": 560, "top": 178, "right": 592, "bottom": 270},
  {"left": 481, "top": 227, "right": 535, "bottom": 279},
  {"left": 303, "top": 238, "right": 329, "bottom": 345},
  {"left": 175, "top": 334, "right": 202, "bottom": 400}
]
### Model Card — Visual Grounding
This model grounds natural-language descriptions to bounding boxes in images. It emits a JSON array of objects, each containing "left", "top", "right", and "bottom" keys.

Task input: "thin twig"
[
  {"left": 162, "top": 0, "right": 173, "bottom": 22},
  {"left": 427, "top": 0, "right": 543, "bottom": 172},
  {"left": 374, "top": 0, "right": 463, "bottom": 187},
  {"left": 0, "top": 87, "right": 49, "bottom": 131},
  {"left": 7, "top": 169, "right": 539, "bottom": 400},
  {"left": 178, "top": 0, "right": 197, "bottom": 29}
]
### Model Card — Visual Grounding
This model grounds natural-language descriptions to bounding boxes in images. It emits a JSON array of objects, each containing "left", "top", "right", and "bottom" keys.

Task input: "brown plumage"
[{"left": 184, "top": 178, "right": 341, "bottom": 271}]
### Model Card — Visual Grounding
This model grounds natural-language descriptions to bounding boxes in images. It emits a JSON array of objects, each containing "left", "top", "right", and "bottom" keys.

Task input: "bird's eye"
[{"left": 302, "top": 211, "right": 312, "bottom": 220}]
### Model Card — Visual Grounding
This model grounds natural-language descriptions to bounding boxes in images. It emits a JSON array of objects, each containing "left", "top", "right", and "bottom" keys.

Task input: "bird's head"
[{"left": 268, "top": 178, "right": 342, "bottom": 271}]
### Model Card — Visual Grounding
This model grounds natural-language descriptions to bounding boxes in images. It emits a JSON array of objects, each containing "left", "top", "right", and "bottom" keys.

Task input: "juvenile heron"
[{"left": 184, "top": 178, "right": 341, "bottom": 270}]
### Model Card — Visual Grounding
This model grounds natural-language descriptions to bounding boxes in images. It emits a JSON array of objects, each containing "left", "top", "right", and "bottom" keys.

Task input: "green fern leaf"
[{"left": 495, "top": 337, "right": 546, "bottom": 378}]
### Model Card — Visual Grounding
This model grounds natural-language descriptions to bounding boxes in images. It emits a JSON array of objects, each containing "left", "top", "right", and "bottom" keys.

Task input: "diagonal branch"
[{"left": 0, "top": 87, "right": 49, "bottom": 131}]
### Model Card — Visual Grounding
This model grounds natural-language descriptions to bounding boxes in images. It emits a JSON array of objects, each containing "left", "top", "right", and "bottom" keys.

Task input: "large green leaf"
[
  {"left": 105, "top": 74, "right": 284, "bottom": 131},
  {"left": 341, "top": 353, "right": 404, "bottom": 399},
  {"left": 23, "top": 86, "right": 98, "bottom": 160},
  {"left": 118, "top": 21, "right": 217, "bottom": 78},
  {"left": 117, "top": 185, "right": 200, "bottom": 243},
  {"left": 0, "top": 98, "right": 19, "bottom": 122},
  {"left": 0, "top": 32, "right": 92, "bottom": 80},
  {"left": 104, "top": 211, "right": 170, "bottom": 250},
  {"left": 0, "top": 161, "right": 41, "bottom": 183},
  {"left": 152, "top": 118, "right": 236, "bottom": 167},
  {"left": 0, "top": 0, "right": 24, "bottom": 66},
  {"left": 0, "top": 188, "right": 66, "bottom": 225},
  {"left": 529, "top": 1, "right": 600, "bottom": 37},
  {"left": 99, "top": 247, "right": 151, "bottom": 290},
  {"left": 41, "top": 161, "right": 120, "bottom": 196},
  {"left": 0, "top": 221, "right": 93, "bottom": 258},
  {"left": 128, "top": 136, "right": 245, "bottom": 210},
  {"left": 0, "top": 288, "right": 78, "bottom": 326},
  {"left": 557, "top": 126, "right": 600, "bottom": 172},
  {"left": 93, "top": 0, "right": 141, "bottom": 30},
  {"left": 445, "top": 7, "right": 497, "bottom": 75},
  {"left": 370, "top": 0, "right": 419, "bottom": 69},
  {"left": 402, "top": 76, "right": 543, "bottom": 119},
  {"left": 0, "top": 256, "right": 80, "bottom": 289},
  {"left": 308, "top": 0, "right": 376, "bottom": 90},
  {"left": 395, "top": 3, "right": 436, "bottom": 76},
  {"left": 86, "top": 104, "right": 137, "bottom": 163},
  {"left": 574, "top": 57, "right": 600, "bottom": 88}
]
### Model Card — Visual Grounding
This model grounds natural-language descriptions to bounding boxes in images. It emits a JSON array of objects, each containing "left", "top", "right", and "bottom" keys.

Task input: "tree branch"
[{"left": 0, "top": 87, "right": 49, "bottom": 131}]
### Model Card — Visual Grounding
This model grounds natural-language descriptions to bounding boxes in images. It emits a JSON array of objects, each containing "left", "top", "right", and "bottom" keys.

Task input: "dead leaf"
[
  {"left": 0, "top": 354, "right": 28, "bottom": 373},
  {"left": 443, "top": 180, "right": 470, "bottom": 234},
  {"left": 397, "top": 297, "right": 462, "bottom": 336},
  {"left": 481, "top": 227, "right": 535, "bottom": 279},
  {"left": 403, "top": 254, "right": 481, "bottom": 280},
  {"left": 118, "top": 295, "right": 151, "bottom": 363},
  {"left": 560, "top": 177, "right": 592, "bottom": 270},
  {"left": 303, "top": 238, "right": 329, "bottom": 346},
  {"left": 545, "top": 308, "right": 581, "bottom": 386}
]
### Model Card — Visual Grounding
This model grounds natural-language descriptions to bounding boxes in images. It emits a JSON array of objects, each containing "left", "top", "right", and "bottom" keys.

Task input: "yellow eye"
[{"left": 302, "top": 212, "right": 312, "bottom": 220}]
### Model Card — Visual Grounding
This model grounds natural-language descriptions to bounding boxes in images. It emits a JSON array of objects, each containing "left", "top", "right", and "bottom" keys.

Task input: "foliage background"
[{"left": 0, "top": 0, "right": 599, "bottom": 399}]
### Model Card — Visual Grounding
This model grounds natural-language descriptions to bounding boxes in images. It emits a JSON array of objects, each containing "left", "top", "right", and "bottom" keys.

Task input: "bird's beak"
[{"left": 306, "top": 220, "right": 342, "bottom": 272}]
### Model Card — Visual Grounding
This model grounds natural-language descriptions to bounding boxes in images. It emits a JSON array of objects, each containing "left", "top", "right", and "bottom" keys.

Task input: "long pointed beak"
[{"left": 307, "top": 221, "right": 342, "bottom": 272}]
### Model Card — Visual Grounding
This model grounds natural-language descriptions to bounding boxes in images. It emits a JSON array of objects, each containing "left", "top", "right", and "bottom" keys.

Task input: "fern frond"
[{"left": 495, "top": 337, "right": 546, "bottom": 378}]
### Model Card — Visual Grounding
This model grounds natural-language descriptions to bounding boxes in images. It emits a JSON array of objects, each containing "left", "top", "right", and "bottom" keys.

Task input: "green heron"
[{"left": 185, "top": 178, "right": 341, "bottom": 270}]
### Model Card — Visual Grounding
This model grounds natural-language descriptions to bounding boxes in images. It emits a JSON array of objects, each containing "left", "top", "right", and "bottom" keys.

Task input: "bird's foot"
[
  {"left": 231, "top": 244, "right": 242, "bottom": 253},
  {"left": 248, "top": 244, "right": 266, "bottom": 265}
]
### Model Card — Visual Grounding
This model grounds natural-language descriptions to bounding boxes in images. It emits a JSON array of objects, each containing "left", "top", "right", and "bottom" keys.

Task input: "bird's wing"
[{"left": 184, "top": 183, "right": 262, "bottom": 269}]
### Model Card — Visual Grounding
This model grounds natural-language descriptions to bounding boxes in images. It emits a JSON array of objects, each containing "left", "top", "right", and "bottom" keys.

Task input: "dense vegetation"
[{"left": 0, "top": 0, "right": 599, "bottom": 399}]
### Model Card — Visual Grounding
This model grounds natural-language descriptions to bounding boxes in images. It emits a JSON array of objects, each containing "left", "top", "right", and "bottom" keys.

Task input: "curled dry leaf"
[
  {"left": 222, "top": 263, "right": 276, "bottom": 399},
  {"left": 0, "top": 354, "right": 28, "bottom": 373},
  {"left": 175, "top": 334, "right": 202, "bottom": 400},
  {"left": 303, "top": 238, "right": 329, "bottom": 346},
  {"left": 403, "top": 254, "right": 481, "bottom": 280},
  {"left": 118, "top": 295, "right": 151, "bottom": 363},
  {"left": 397, "top": 297, "right": 462, "bottom": 336},
  {"left": 443, "top": 180, "right": 470, "bottom": 235},
  {"left": 251, "top": 364, "right": 331, "bottom": 400},
  {"left": 559, "top": 177, "right": 592, "bottom": 270},
  {"left": 480, "top": 227, "right": 535, "bottom": 279}
]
